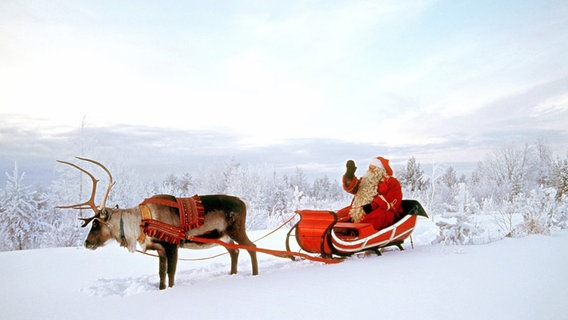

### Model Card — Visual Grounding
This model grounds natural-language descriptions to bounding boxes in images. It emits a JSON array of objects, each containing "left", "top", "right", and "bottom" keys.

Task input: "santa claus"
[{"left": 337, "top": 156, "right": 403, "bottom": 230}]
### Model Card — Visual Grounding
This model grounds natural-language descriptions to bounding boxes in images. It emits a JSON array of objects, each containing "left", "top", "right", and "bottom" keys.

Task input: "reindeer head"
[{"left": 57, "top": 157, "right": 116, "bottom": 249}]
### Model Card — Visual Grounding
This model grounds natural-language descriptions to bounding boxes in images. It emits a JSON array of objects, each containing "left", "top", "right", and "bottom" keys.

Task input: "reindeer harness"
[{"left": 138, "top": 195, "right": 205, "bottom": 245}]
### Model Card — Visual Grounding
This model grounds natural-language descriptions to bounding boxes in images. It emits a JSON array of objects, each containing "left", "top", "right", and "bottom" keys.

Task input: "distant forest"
[{"left": 1, "top": 141, "right": 567, "bottom": 251}]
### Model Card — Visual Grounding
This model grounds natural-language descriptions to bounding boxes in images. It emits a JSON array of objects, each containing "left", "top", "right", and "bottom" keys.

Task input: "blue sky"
[{"left": 1, "top": 0, "right": 567, "bottom": 185}]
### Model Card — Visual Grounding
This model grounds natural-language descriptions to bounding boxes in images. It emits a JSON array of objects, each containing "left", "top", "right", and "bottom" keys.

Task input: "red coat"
[{"left": 338, "top": 174, "right": 403, "bottom": 230}]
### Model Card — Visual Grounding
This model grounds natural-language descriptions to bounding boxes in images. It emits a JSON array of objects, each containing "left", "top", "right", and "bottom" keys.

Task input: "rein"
[
  {"left": 187, "top": 235, "right": 341, "bottom": 264},
  {"left": 135, "top": 213, "right": 341, "bottom": 264}
]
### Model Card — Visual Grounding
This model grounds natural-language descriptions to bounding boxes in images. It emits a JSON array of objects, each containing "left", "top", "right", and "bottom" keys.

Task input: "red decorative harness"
[{"left": 139, "top": 195, "right": 205, "bottom": 244}]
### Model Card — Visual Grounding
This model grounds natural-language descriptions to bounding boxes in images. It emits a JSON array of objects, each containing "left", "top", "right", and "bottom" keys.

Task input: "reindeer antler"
[
  {"left": 75, "top": 157, "right": 115, "bottom": 210},
  {"left": 56, "top": 159, "right": 100, "bottom": 212},
  {"left": 56, "top": 157, "right": 116, "bottom": 227}
]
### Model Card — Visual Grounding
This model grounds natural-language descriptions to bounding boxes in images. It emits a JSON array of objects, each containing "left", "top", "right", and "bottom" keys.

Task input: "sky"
[{"left": 1, "top": 0, "right": 568, "bottom": 185}]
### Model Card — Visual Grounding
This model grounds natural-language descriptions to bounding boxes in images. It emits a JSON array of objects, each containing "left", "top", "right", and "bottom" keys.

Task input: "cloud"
[
  {"left": 0, "top": 119, "right": 419, "bottom": 186},
  {"left": 2, "top": 1, "right": 568, "bottom": 186}
]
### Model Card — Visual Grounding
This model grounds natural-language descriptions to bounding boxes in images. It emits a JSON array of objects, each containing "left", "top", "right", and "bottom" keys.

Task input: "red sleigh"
[{"left": 286, "top": 200, "right": 428, "bottom": 258}]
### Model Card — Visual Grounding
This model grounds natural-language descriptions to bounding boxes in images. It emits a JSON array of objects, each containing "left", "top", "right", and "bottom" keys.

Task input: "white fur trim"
[
  {"left": 369, "top": 157, "right": 384, "bottom": 169},
  {"left": 378, "top": 195, "right": 391, "bottom": 210}
]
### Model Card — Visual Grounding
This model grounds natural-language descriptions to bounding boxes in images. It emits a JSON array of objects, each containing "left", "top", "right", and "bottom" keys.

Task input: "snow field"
[{"left": 1, "top": 226, "right": 567, "bottom": 320}]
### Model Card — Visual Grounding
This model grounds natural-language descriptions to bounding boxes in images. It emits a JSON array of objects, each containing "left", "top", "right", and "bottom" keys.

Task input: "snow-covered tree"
[
  {"left": 106, "top": 164, "right": 153, "bottom": 208},
  {"left": 47, "top": 163, "right": 89, "bottom": 247},
  {"left": 287, "top": 168, "right": 310, "bottom": 196},
  {"left": 552, "top": 195, "right": 568, "bottom": 230},
  {"left": 551, "top": 155, "right": 568, "bottom": 201},
  {"left": 433, "top": 213, "right": 484, "bottom": 245},
  {"left": 0, "top": 162, "right": 49, "bottom": 251},
  {"left": 486, "top": 143, "right": 533, "bottom": 200},
  {"left": 309, "top": 175, "right": 342, "bottom": 200},
  {"left": 157, "top": 172, "right": 193, "bottom": 198},
  {"left": 495, "top": 195, "right": 523, "bottom": 238},
  {"left": 399, "top": 156, "right": 427, "bottom": 195},
  {"left": 533, "top": 140, "right": 554, "bottom": 187},
  {"left": 512, "top": 187, "right": 557, "bottom": 236},
  {"left": 438, "top": 166, "right": 460, "bottom": 212}
]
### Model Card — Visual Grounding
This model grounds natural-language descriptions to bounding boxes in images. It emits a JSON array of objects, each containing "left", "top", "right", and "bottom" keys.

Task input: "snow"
[{"left": 1, "top": 224, "right": 567, "bottom": 320}]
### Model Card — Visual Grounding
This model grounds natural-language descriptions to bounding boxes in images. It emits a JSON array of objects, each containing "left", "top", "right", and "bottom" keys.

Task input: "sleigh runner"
[{"left": 287, "top": 199, "right": 428, "bottom": 258}]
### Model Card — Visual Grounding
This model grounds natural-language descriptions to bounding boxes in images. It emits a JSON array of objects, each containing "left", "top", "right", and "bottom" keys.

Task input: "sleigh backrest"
[
  {"left": 401, "top": 199, "right": 428, "bottom": 218},
  {"left": 294, "top": 210, "right": 336, "bottom": 256}
]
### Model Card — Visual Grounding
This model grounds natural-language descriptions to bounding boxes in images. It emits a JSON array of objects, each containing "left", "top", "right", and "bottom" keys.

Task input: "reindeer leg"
[
  {"left": 226, "top": 239, "right": 240, "bottom": 275},
  {"left": 165, "top": 244, "right": 178, "bottom": 288},
  {"left": 148, "top": 242, "right": 168, "bottom": 290},
  {"left": 245, "top": 242, "right": 258, "bottom": 276},
  {"left": 229, "top": 231, "right": 258, "bottom": 276}
]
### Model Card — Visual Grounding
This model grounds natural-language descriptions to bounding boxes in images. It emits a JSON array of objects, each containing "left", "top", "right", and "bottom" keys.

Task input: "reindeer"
[{"left": 58, "top": 157, "right": 258, "bottom": 290}]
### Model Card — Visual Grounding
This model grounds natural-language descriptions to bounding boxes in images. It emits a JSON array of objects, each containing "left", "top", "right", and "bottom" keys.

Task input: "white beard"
[{"left": 349, "top": 168, "right": 386, "bottom": 222}]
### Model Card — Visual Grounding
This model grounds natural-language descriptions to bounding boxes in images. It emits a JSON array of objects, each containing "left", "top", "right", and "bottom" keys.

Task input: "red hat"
[{"left": 369, "top": 156, "right": 393, "bottom": 176}]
